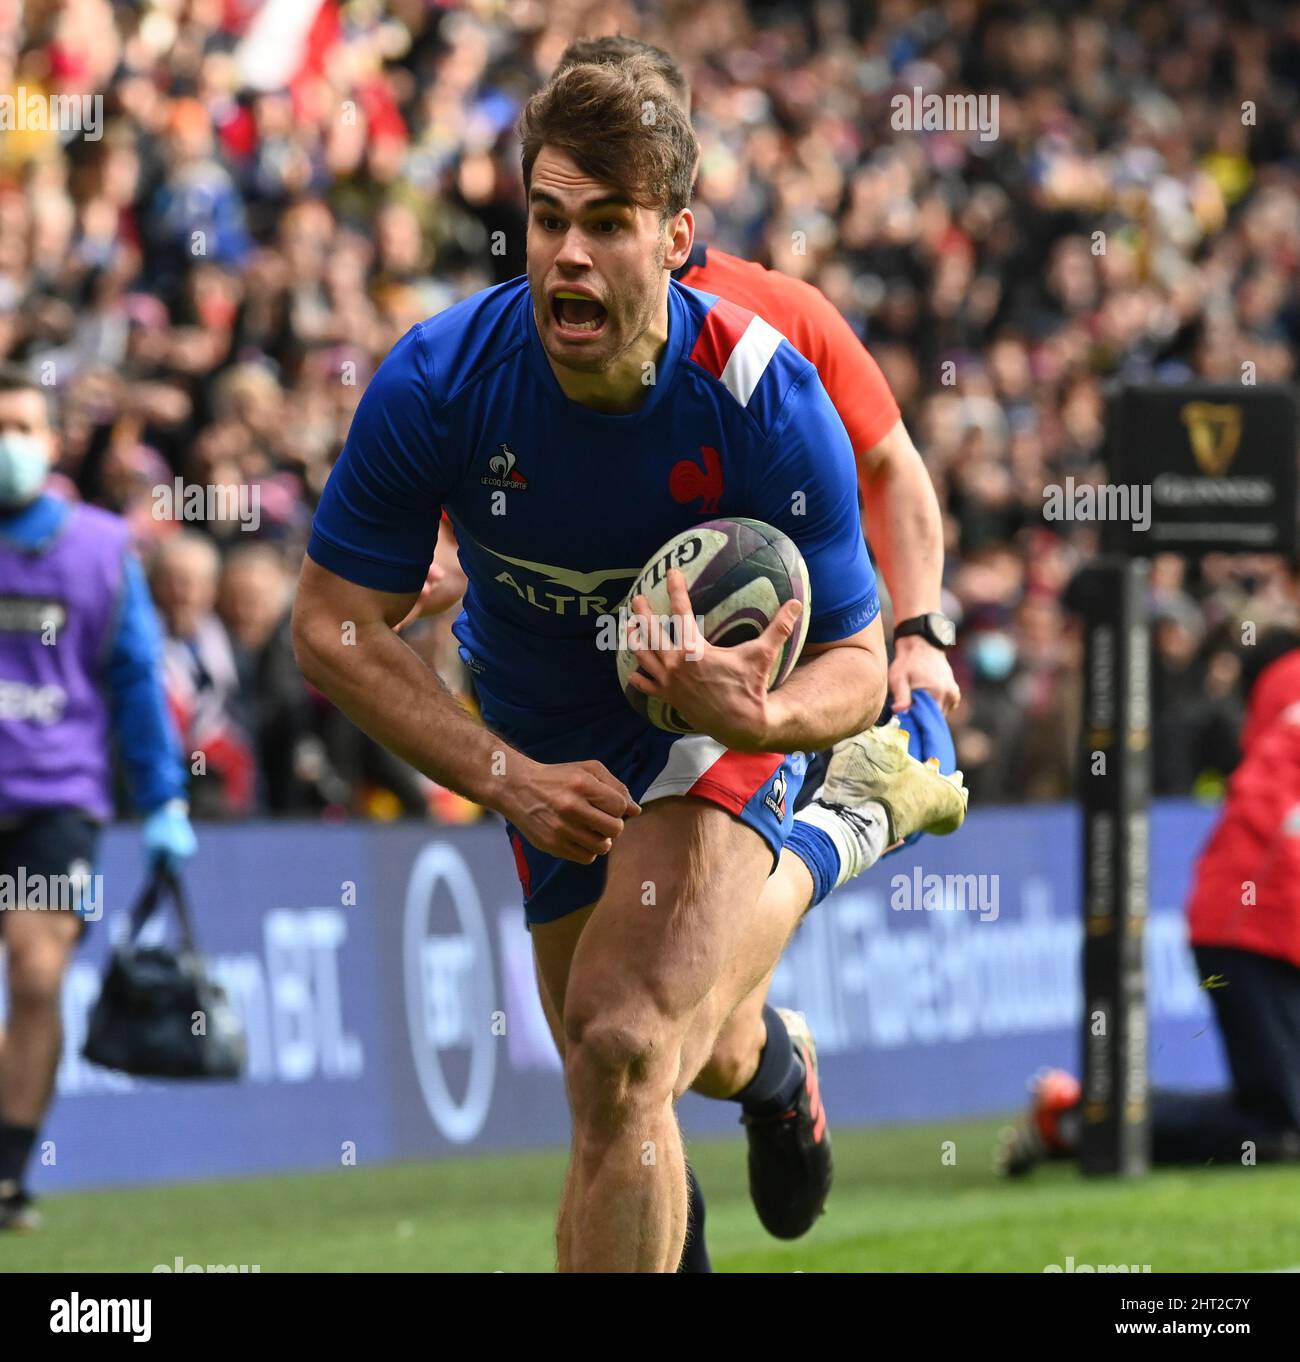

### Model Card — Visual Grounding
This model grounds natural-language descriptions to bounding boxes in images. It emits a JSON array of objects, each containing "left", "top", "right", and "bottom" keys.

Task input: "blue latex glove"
[
  {"left": 887, "top": 688, "right": 957, "bottom": 849},
  {"left": 143, "top": 798, "right": 197, "bottom": 868}
]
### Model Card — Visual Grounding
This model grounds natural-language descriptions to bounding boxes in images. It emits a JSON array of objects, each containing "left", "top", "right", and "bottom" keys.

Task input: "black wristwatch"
[{"left": 894, "top": 612, "right": 957, "bottom": 650}]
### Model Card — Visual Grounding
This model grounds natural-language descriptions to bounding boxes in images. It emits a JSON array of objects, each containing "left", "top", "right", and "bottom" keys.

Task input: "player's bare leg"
[
  {"left": 696, "top": 721, "right": 968, "bottom": 1235},
  {"left": 691, "top": 980, "right": 771, "bottom": 1097},
  {"left": 534, "top": 865, "right": 805, "bottom": 1099},
  {"left": 536, "top": 829, "right": 808, "bottom": 1270},
  {"left": 550, "top": 754, "right": 947, "bottom": 1272},
  {"left": 544, "top": 795, "right": 775, "bottom": 1271},
  {"left": 694, "top": 721, "right": 967, "bottom": 1104},
  {"left": 534, "top": 871, "right": 801, "bottom": 1269},
  {"left": 532, "top": 904, "right": 593, "bottom": 1268},
  {"left": 534, "top": 721, "right": 968, "bottom": 1265}
]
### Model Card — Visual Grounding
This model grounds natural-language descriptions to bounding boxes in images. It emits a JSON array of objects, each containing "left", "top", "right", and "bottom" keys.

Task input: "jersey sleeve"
[
  {"left": 306, "top": 324, "right": 447, "bottom": 594},
  {"left": 749, "top": 361, "right": 880, "bottom": 645},
  {"left": 791, "top": 287, "right": 900, "bottom": 455}
]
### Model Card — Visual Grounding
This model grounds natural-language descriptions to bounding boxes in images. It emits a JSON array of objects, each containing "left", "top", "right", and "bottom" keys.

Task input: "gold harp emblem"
[{"left": 1179, "top": 401, "right": 1242, "bottom": 476}]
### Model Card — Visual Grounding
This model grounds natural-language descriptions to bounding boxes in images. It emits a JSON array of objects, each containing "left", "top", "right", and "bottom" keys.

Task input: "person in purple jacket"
[{"left": 0, "top": 369, "right": 196, "bottom": 1231}]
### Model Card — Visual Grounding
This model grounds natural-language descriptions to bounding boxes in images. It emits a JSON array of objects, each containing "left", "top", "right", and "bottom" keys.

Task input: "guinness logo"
[{"left": 1179, "top": 401, "right": 1241, "bottom": 476}]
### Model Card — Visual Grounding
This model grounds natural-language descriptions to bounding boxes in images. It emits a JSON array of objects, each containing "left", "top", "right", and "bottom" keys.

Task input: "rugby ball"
[{"left": 616, "top": 517, "right": 811, "bottom": 734}]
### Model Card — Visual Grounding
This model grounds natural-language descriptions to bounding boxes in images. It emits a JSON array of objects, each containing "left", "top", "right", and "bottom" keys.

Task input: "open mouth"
[{"left": 550, "top": 289, "right": 608, "bottom": 337}]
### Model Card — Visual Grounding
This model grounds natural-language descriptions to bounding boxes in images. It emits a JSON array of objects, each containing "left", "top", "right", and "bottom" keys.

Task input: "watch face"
[{"left": 929, "top": 614, "right": 957, "bottom": 648}]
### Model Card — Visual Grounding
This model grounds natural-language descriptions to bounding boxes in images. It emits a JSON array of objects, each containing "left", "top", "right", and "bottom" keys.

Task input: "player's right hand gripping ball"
[{"left": 616, "top": 517, "right": 811, "bottom": 733}]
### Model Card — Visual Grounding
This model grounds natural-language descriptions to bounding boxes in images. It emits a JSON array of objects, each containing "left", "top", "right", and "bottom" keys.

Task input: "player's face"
[{"left": 526, "top": 146, "right": 683, "bottom": 375}]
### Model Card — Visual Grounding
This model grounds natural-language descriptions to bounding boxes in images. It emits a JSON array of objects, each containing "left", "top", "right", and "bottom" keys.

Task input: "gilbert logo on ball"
[{"left": 616, "top": 517, "right": 811, "bottom": 734}]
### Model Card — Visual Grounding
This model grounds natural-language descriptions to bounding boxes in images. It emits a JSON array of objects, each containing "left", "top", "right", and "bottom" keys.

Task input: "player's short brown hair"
[
  {"left": 554, "top": 35, "right": 690, "bottom": 110},
  {"left": 517, "top": 55, "right": 698, "bottom": 219}
]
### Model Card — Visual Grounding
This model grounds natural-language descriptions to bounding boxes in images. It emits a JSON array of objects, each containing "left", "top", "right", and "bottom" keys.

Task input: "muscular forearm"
[
  {"left": 293, "top": 609, "right": 526, "bottom": 813},
  {"left": 860, "top": 420, "right": 944, "bottom": 620},
  {"left": 762, "top": 644, "right": 886, "bottom": 752}
]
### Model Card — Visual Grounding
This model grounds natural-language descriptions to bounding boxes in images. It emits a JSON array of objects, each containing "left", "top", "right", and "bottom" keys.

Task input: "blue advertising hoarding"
[{"left": 0, "top": 800, "right": 1226, "bottom": 1192}]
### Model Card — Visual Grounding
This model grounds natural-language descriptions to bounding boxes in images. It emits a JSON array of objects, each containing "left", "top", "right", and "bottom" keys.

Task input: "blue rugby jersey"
[{"left": 307, "top": 277, "right": 879, "bottom": 726}]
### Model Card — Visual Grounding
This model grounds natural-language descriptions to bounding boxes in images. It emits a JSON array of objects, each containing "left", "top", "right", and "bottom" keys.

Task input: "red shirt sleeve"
[{"left": 784, "top": 282, "right": 901, "bottom": 455}]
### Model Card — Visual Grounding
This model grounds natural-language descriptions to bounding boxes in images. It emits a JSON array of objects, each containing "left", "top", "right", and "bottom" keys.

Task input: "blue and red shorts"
[{"left": 491, "top": 702, "right": 807, "bottom": 927}]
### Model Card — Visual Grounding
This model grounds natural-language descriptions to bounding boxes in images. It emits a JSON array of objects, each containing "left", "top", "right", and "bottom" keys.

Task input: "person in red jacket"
[{"left": 1002, "top": 630, "right": 1300, "bottom": 1173}]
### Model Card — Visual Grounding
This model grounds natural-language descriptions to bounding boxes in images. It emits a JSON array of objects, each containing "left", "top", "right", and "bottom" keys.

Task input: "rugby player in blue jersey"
[{"left": 294, "top": 55, "right": 966, "bottom": 1272}]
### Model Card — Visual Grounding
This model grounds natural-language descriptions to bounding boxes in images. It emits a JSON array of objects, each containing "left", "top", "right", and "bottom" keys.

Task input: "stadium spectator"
[
  {"left": 217, "top": 541, "right": 316, "bottom": 813},
  {"left": 149, "top": 531, "right": 256, "bottom": 818}
]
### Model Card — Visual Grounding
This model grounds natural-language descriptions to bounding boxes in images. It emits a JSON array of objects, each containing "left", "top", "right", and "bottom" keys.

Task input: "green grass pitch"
[{"left": 5, "top": 1117, "right": 1298, "bottom": 1272}]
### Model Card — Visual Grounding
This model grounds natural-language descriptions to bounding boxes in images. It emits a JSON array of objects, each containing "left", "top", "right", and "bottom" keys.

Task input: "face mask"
[
  {"left": 971, "top": 632, "right": 1017, "bottom": 682},
  {"left": 0, "top": 432, "right": 49, "bottom": 507}
]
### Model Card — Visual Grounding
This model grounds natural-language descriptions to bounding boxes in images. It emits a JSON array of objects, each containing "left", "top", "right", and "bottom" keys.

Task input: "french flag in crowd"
[
  {"left": 233, "top": 0, "right": 342, "bottom": 97},
  {"left": 231, "top": 0, "right": 408, "bottom": 139}
]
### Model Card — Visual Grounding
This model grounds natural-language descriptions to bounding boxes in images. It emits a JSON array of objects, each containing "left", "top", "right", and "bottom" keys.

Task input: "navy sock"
[
  {"left": 730, "top": 1006, "right": 805, "bottom": 1117},
  {"left": 677, "top": 1161, "right": 712, "bottom": 1273},
  {"left": 0, "top": 1121, "right": 37, "bottom": 1189},
  {"left": 785, "top": 819, "right": 840, "bottom": 908}
]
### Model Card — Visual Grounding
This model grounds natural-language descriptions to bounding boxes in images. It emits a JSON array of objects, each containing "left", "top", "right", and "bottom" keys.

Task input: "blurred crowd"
[{"left": 2, "top": 0, "right": 1298, "bottom": 817}]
